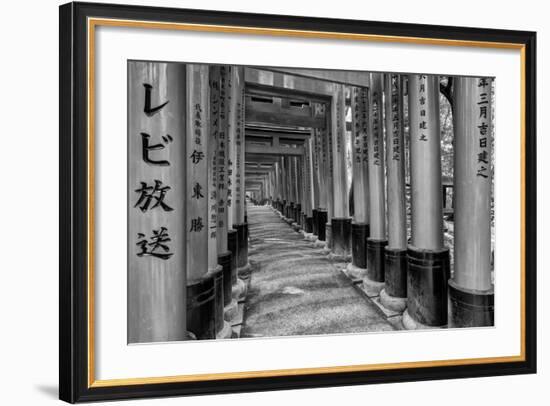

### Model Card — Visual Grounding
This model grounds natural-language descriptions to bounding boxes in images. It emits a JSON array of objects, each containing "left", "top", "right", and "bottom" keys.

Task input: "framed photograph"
[{"left": 59, "top": 1, "right": 537, "bottom": 403}]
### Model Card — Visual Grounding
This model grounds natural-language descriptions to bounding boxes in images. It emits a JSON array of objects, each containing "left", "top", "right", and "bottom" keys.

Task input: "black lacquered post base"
[
  {"left": 286, "top": 203, "right": 294, "bottom": 220},
  {"left": 312, "top": 209, "right": 319, "bottom": 236},
  {"left": 384, "top": 247, "right": 408, "bottom": 298},
  {"left": 406, "top": 246, "right": 450, "bottom": 328},
  {"left": 294, "top": 204, "right": 301, "bottom": 224},
  {"left": 217, "top": 250, "right": 232, "bottom": 307},
  {"left": 331, "top": 217, "right": 352, "bottom": 258},
  {"left": 317, "top": 210, "right": 327, "bottom": 241},
  {"left": 367, "top": 239, "right": 388, "bottom": 282},
  {"left": 186, "top": 273, "right": 216, "bottom": 340},
  {"left": 211, "top": 265, "right": 224, "bottom": 334},
  {"left": 448, "top": 279, "right": 494, "bottom": 327},
  {"left": 305, "top": 217, "right": 314, "bottom": 233},
  {"left": 233, "top": 223, "right": 249, "bottom": 271},
  {"left": 351, "top": 222, "right": 369, "bottom": 269},
  {"left": 227, "top": 230, "right": 238, "bottom": 286},
  {"left": 281, "top": 199, "right": 287, "bottom": 216}
]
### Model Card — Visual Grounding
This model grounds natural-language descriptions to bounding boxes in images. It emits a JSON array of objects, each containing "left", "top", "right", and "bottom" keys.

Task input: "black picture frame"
[{"left": 59, "top": 1, "right": 537, "bottom": 403}]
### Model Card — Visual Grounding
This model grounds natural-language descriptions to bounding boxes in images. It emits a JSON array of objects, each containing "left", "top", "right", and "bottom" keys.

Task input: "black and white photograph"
[{"left": 127, "top": 62, "right": 495, "bottom": 343}]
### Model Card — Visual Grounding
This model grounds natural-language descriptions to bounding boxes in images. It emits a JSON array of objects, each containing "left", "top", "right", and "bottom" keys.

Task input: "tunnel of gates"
[{"left": 128, "top": 63, "right": 494, "bottom": 342}]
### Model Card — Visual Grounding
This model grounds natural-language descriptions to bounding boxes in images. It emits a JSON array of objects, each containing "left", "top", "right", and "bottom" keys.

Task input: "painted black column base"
[
  {"left": 286, "top": 203, "right": 294, "bottom": 220},
  {"left": 367, "top": 239, "right": 388, "bottom": 283},
  {"left": 330, "top": 217, "right": 352, "bottom": 259},
  {"left": 384, "top": 247, "right": 408, "bottom": 298},
  {"left": 317, "top": 210, "right": 328, "bottom": 241},
  {"left": 406, "top": 245, "right": 450, "bottom": 328},
  {"left": 294, "top": 204, "right": 301, "bottom": 224},
  {"left": 448, "top": 279, "right": 494, "bottom": 327},
  {"left": 312, "top": 209, "right": 319, "bottom": 236},
  {"left": 379, "top": 247, "right": 408, "bottom": 313},
  {"left": 210, "top": 264, "right": 225, "bottom": 334},
  {"left": 305, "top": 216, "right": 314, "bottom": 234},
  {"left": 227, "top": 229, "right": 238, "bottom": 287},
  {"left": 187, "top": 272, "right": 216, "bottom": 340},
  {"left": 351, "top": 222, "right": 369, "bottom": 269},
  {"left": 363, "top": 239, "right": 388, "bottom": 296},
  {"left": 217, "top": 250, "right": 232, "bottom": 307},
  {"left": 233, "top": 223, "right": 249, "bottom": 270}
]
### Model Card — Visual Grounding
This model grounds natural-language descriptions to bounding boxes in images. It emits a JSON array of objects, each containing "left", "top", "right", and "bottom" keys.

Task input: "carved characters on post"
[{"left": 135, "top": 82, "right": 173, "bottom": 260}]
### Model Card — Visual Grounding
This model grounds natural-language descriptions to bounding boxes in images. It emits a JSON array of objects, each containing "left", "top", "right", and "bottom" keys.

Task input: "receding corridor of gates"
[
  {"left": 128, "top": 64, "right": 495, "bottom": 343},
  {"left": 241, "top": 205, "right": 394, "bottom": 338}
]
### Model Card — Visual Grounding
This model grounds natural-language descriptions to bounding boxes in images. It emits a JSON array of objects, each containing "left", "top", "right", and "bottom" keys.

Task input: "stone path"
[{"left": 241, "top": 205, "right": 394, "bottom": 338}]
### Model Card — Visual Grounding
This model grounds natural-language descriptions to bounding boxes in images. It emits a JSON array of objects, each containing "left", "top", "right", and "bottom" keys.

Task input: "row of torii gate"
[
  {"left": 128, "top": 63, "right": 494, "bottom": 344},
  {"left": 244, "top": 67, "right": 494, "bottom": 331}
]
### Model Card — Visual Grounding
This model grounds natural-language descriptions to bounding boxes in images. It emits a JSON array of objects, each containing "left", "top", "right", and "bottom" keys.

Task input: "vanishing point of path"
[{"left": 241, "top": 205, "right": 394, "bottom": 338}]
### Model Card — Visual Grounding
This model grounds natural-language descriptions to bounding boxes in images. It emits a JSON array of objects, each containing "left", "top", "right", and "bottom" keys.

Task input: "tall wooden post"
[
  {"left": 364, "top": 73, "right": 388, "bottom": 294},
  {"left": 297, "top": 155, "right": 304, "bottom": 227},
  {"left": 380, "top": 74, "right": 408, "bottom": 312},
  {"left": 324, "top": 98, "right": 335, "bottom": 250},
  {"left": 210, "top": 66, "right": 237, "bottom": 330},
  {"left": 310, "top": 127, "right": 320, "bottom": 237},
  {"left": 404, "top": 74, "right": 450, "bottom": 329},
  {"left": 349, "top": 85, "right": 370, "bottom": 277},
  {"left": 128, "top": 62, "right": 189, "bottom": 343},
  {"left": 184, "top": 64, "right": 217, "bottom": 339},
  {"left": 330, "top": 84, "right": 352, "bottom": 259},
  {"left": 293, "top": 156, "right": 302, "bottom": 228},
  {"left": 304, "top": 137, "right": 315, "bottom": 234},
  {"left": 274, "top": 161, "right": 282, "bottom": 211},
  {"left": 450, "top": 77, "right": 494, "bottom": 327},
  {"left": 208, "top": 66, "right": 234, "bottom": 338},
  {"left": 280, "top": 156, "right": 288, "bottom": 217},
  {"left": 289, "top": 156, "right": 297, "bottom": 225},
  {"left": 288, "top": 155, "right": 296, "bottom": 221},
  {"left": 316, "top": 110, "right": 330, "bottom": 244},
  {"left": 229, "top": 67, "right": 249, "bottom": 300}
]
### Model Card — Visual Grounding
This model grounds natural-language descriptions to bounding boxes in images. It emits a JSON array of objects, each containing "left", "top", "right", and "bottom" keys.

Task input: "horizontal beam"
[
  {"left": 245, "top": 164, "right": 274, "bottom": 169},
  {"left": 246, "top": 143, "right": 304, "bottom": 156},
  {"left": 266, "top": 68, "right": 371, "bottom": 87},
  {"left": 246, "top": 128, "right": 310, "bottom": 141},
  {"left": 245, "top": 171, "right": 273, "bottom": 176},
  {"left": 246, "top": 99, "right": 325, "bottom": 129},
  {"left": 245, "top": 68, "right": 335, "bottom": 98}
]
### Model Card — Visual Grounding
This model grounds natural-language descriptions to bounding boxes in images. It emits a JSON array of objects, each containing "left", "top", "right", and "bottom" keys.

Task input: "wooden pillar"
[
  {"left": 450, "top": 77, "right": 494, "bottom": 327},
  {"left": 364, "top": 73, "right": 388, "bottom": 293},
  {"left": 349, "top": 85, "right": 370, "bottom": 275},
  {"left": 324, "top": 97, "right": 335, "bottom": 248},
  {"left": 330, "top": 84, "right": 351, "bottom": 259},
  {"left": 207, "top": 66, "right": 233, "bottom": 338},
  {"left": 298, "top": 154, "right": 305, "bottom": 228},
  {"left": 316, "top": 108, "right": 329, "bottom": 242},
  {"left": 280, "top": 156, "right": 288, "bottom": 217},
  {"left": 210, "top": 66, "right": 238, "bottom": 326},
  {"left": 380, "top": 74, "right": 408, "bottom": 312},
  {"left": 128, "top": 62, "right": 189, "bottom": 343},
  {"left": 311, "top": 126, "right": 320, "bottom": 225},
  {"left": 274, "top": 161, "right": 282, "bottom": 211},
  {"left": 304, "top": 137, "right": 315, "bottom": 234},
  {"left": 292, "top": 155, "right": 301, "bottom": 225},
  {"left": 228, "top": 67, "right": 249, "bottom": 300},
  {"left": 184, "top": 64, "right": 216, "bottom": 339},
  {"left": 404, "top": 74, "right": 450, "bottom": 329},
  {"left": 288, "top": 156, "right": 296, "bottom": 223}
]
